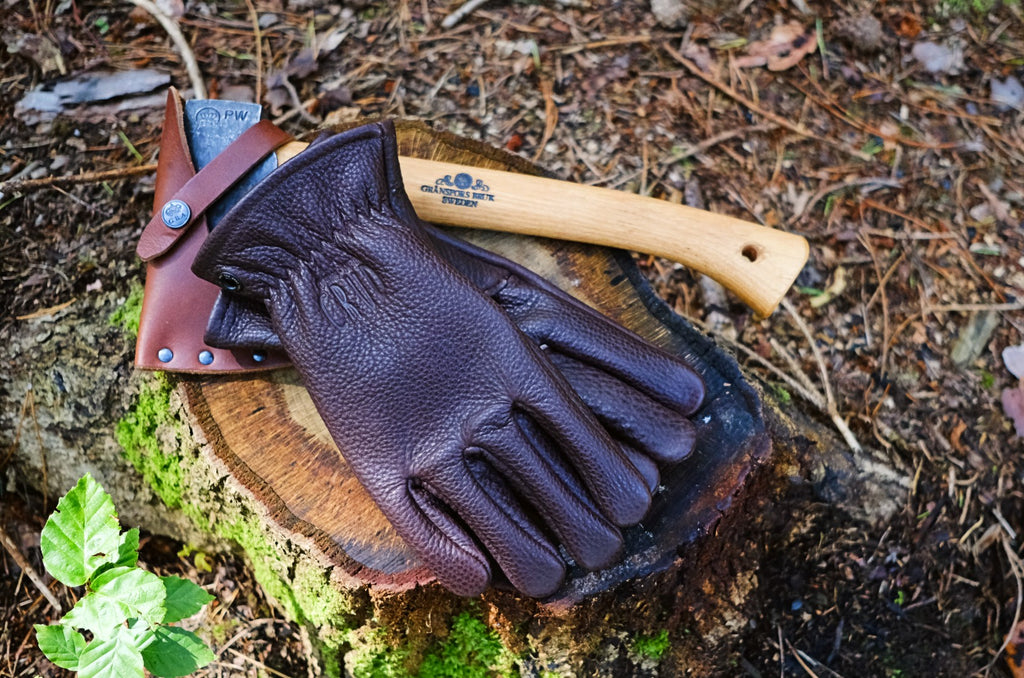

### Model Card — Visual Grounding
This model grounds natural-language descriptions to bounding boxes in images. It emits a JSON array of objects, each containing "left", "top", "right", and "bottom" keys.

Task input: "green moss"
[
  {"left": 215, "top": 519, "right": 356, "bottom": 628},
  {"left": 417, "top": 611, "right": 516, "bottom": 678},
  {"left": 108, "top": 282, "right": 144, "bottom": 337},
  {"left": 347, "top": 627, "right": 412, "bottom": 678},
  {"left": 343, "top": 610, "right": 516, "bottom": 678},
  {"left": 115, "top": 372, "right": 359, "bottom": 677},
  {"left": 939, "top": 0, "right": 1018, "bottom": 15},
  {"left": 770, "top": 383, "right": 792, "bottom": 405},
  {"left": 632, "top": 629, "right": 670, "bottom": 662},
  {"left": 115, "top": 373, "right": 185, "bottom": 509}
]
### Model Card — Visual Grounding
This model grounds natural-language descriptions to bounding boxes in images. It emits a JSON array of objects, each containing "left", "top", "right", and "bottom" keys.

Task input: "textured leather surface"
[
  {"left": 135, "top": 88, "right": 290, "bottom": 373},
  {"left": 191, "top": 122, "right": 658, "bottom": 597},
  {"left": 207, "top": 224, "right": 706, "bottom": 492}
]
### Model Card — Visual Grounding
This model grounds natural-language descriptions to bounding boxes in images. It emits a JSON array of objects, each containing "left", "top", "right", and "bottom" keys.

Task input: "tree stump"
[
  {"left": 162, "top": 122, "right": 790, "bottom": 674},
  {"left": 1, "top": 122, "right": 908, "bottom": 677},
  {"left": 182, "top": 121, "right": 771, "bottom": 606}
]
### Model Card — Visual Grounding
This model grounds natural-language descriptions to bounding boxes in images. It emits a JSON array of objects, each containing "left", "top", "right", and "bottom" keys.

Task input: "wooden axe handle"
[{"left": 276, "top": 141, "right": 808, "bottom": 316}]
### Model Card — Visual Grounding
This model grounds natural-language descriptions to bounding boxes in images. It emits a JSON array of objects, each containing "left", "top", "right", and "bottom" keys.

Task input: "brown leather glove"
[
  {"left": 206, "top": 221, "right": 704, "bottom": 492},
  {"left": 191, "top": 121, "right": 657, "bottom": 597}
]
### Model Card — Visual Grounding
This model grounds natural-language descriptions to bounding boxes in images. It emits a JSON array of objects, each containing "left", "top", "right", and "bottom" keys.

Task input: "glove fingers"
[
  {"left": 503, "top": 289, "right": 705, "bottom": 416},
  {"left": 429, "top": 455, "right": 566, "bottom": 598},
  {"left": 480, "top": 412, "right": 626, "bottom": 571},
  {"left": 546, "top": 352, "right": 697, "bottom": 465},
  {"left": 429, "top": 226, "right": 705, "bottom": 416},
  {"left": 517, "top": 381, "right": 652, "bottom": 528},
  {"left": 620, "top": 444, "right": 660, "bottom": 493},
  {"left": 402, "top": 479, "right": 492, "bottom": 597}
]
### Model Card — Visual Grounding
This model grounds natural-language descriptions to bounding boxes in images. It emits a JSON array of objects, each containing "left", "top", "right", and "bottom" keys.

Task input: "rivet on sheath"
[
  {"left": 160, "top": 199, "right": 191, "bottom": 229},
  {"left": 157, "top": 348, "right": 174, "bottom": 363},
  {"left": 252, "top": 352, "right": 266, "bottom": 363},
  {"left": 198, "top": 350, "right": 214, "bottom": 365}
]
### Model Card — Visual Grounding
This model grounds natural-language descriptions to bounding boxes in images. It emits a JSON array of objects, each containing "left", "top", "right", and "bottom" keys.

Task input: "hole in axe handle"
[{"left": 741, "top": 245, "right": 760, "bottom": 262}]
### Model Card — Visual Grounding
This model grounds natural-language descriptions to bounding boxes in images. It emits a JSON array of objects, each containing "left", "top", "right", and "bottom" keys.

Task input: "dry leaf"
[
  {"left": 1004, "top": 345, "right": 1024, "bottom": 380},
  {"left": 1001, "top": 385, "right": 1024, "bottom": 437},
  {"left": 735, "top": 22, "right": 817, "bottom": 71},
  {"left": 895, "top": 12, "right": 922, "bottom": 39}
]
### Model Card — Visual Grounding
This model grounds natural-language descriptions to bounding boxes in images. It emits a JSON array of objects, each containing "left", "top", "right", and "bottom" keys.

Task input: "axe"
[{"left": 180, "top": 99, "right": 808, "bottom": 316}]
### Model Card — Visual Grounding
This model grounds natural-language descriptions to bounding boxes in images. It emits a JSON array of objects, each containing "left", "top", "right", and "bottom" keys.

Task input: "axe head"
[{"left": 183, "top": 99, "right": 277, "bottom": 226}]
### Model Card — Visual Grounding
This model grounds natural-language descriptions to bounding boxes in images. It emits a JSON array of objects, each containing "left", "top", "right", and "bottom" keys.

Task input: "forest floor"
[{"left": 1, "top": 0, "right": 1023, "bottom": 676}]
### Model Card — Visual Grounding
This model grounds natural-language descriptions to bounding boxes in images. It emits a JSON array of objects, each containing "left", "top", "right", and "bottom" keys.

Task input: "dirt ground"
[{"left": 1, "top": 0, "right": 1023, "bottom": 676}]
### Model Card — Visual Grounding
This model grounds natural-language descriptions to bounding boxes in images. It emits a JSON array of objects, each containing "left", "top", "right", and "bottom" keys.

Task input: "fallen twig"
[
  {"left": 0, "top": 164, "right": 156, "bottom": 198},
  {"left": 127, "top": 0, "right": 206, "bottom": 99},
  {"left": 786, "top": 638, "right": 849, "bottom": 678},
  {"left": 925, "top": 301, "right": 1024, "bottom": 313},
  {"left": 244, "top": 0, "right": 264, "bottom": 101},
  {"left": 660, "top": 123, "right": 778, "bottom": 163},
  {"left": 687, "top": 314, "right": 826, "bottom": 411},
  {"left": 224, "top": 648, "right": 292, "bottom": 678},
  {"left": 789, "top": 177, "right": 903, "bottom": 225},
  {"left": 533, "top": 79, "right": 559, "bottom": 163},
  {"left": 0, "top": 523, "right": 62, "bottom": 613},
  {"left": 858, "top": 234, "right": 902, "bottom": 378},
  {"left": 554, "top": 35, "right": 654, "bottom": 54},
  {"left": 988, "top": 535, "right": 1024, "bottom": 674},
  {"left": 441, "top": 0, "right": 490, "bottom": 29},
  {"left": 782, "top": 297, "right": 863, "bottom": 454}
]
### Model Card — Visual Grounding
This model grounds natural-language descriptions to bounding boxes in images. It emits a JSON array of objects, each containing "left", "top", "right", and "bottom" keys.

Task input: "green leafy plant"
[{"left": 35, "top": 474, "right": 216, "bottom": 677}]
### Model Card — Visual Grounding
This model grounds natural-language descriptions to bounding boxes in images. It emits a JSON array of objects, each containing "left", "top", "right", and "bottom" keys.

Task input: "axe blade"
[{"left": 183, "top": 99, "right": 276, "bottom": 227}]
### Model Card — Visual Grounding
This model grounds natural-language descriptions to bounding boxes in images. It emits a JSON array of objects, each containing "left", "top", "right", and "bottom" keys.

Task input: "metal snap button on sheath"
[
  {"left": 157, "top": 348, "right": 174, "bottom": 363},
  {"left": 161, "top": 200, "right": 191, "bottom": 229},
  {"left": 198, "top": 350, "right": 214, "bottom": 365}
]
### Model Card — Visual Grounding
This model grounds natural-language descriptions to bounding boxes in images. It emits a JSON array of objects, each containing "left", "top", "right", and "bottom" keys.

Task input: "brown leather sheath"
[{"left": 134, "top": 88, "right": 292, "bottom": 373}]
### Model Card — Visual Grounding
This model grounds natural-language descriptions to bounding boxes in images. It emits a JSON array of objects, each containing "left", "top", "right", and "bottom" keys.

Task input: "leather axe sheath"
[{"left": 134, "top": 90, "right": 293, "bottom": 372}]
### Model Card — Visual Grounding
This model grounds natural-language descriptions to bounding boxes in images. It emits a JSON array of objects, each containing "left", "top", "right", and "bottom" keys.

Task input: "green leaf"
[
  {"left": 35, "top": 624, "right": 86, "bottom": 670},
  {"left": 115, "top": 528, "right": 140, "bottom": 569},
  {"left": 40, "top": 474, "right": 121, "bottom": 586},
  {"left": 193, "top": 551, "right": 212, "bottom": 573},
  {"left": 64, "top": 567, "right": 166, "bottom": 634},
  {"left": 92, "top": 527, "right": 141, "bottom": 580},
  {"left": 141, "top": 626, "right": 215, "bottom": 677},
  {"left": 161, "top": 576, "right": 214, "bottom": 623},
  {"left": 77, "top": 627, "right": 145, "bottom": 678}
]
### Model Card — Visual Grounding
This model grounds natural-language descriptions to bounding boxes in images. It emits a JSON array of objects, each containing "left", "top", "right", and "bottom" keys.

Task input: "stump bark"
[{"left": 0, "top": 122, "right": 908, "bottom": 677}]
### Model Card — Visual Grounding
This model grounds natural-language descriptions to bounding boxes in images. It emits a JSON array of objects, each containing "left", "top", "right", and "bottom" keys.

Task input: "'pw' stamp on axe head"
[{"left": 183, "top": 99, "right": 277, "bottom": 228}]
